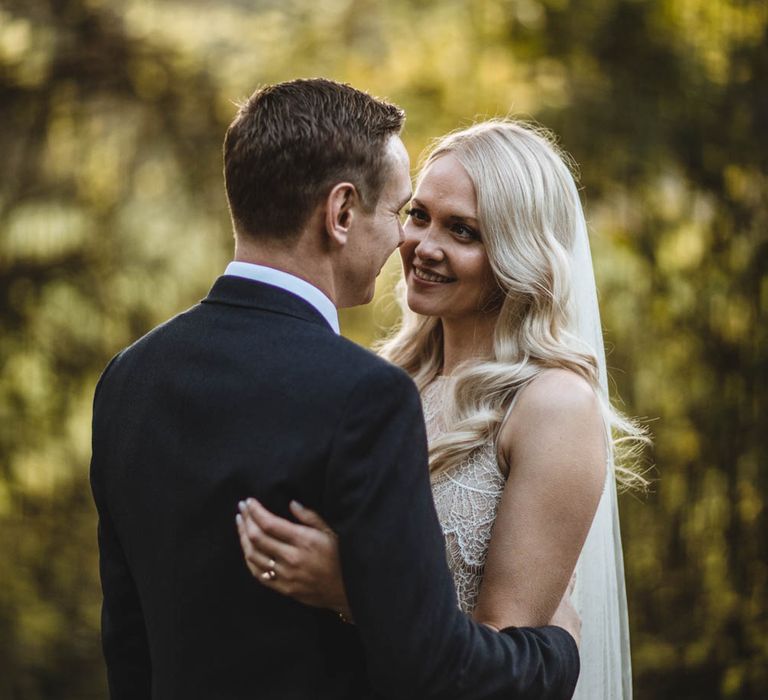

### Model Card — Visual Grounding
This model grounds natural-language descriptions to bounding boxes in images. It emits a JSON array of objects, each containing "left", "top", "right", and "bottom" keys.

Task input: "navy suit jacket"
[{"left": 90, "top": 275, "right": 579, "bottom": 699}]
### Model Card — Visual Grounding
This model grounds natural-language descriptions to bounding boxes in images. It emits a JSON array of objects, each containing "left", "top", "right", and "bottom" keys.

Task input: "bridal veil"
[{"left": 567, "top": 178, "right": 633, "bottom": 699}]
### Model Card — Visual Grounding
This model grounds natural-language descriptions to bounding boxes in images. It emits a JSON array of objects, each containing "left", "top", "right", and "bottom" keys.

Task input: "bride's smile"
[{"left": 411, "top": 265, "right": 455, "bottom": 284}]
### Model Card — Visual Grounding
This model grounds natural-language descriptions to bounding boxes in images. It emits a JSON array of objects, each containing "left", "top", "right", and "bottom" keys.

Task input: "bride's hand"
[
  {"left": 236, "top": 498, "right": 351, "bottom": 619},
  {"left": 549, "top": 571, "right": 580, "bottom": 646}
]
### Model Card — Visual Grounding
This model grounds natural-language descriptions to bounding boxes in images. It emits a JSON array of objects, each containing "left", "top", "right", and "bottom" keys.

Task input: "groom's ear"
[{"left": 324, "top": 182, "right": 359, "bottom": 248}]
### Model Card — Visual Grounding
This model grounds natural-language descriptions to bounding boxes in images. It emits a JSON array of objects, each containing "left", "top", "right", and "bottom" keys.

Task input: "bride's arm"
[{"left": 473, "top": 369, "right": 606, "bottom": 630}]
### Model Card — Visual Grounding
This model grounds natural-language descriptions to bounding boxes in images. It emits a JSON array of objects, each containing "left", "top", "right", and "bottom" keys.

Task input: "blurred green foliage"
[{"left": 0, "top": 0, "right": 765, "bottom": 697}]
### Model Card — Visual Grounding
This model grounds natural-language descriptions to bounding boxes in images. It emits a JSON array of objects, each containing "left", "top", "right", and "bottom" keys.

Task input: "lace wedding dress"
[
  {"left": 424, "top": 376, "right": 506, "bottom": 614},
  {"left": 424, "top": 374, "right": 631, "bottom": 699}
]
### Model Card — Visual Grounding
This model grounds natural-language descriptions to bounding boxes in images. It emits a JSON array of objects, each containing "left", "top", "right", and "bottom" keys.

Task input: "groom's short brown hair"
[{"left": 223, "top": 78, "right": 405, "bottom": 241}]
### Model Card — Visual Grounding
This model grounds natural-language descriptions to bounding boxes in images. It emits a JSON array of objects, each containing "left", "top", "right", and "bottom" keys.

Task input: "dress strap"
[
  {"left": 494, "top": 386, "right": 522, "bottom": 476},
  {"left": 493, "top": 377, "right": 540, "bottom": 474}
]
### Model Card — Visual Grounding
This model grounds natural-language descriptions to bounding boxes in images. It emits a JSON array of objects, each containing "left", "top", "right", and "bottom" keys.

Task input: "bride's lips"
[{"left": 411, "top": 265, "right": 456, "bottom": 285}]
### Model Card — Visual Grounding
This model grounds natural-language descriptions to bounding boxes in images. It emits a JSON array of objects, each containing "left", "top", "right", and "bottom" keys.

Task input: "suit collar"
[
  {"left": 202, "top": 276, "right": 337, "bottom": 333},
  {"left": 223, "top": 262, "right": 339, "bottom": 333}
]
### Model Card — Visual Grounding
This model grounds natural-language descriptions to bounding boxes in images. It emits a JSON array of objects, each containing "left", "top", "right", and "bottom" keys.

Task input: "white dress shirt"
[{"left": 224, "top": 261, "right": 340, "bottom": 334}]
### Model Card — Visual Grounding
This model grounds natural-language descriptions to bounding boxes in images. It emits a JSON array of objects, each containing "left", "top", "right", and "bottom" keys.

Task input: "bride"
[{"left": 237, "top": 119, "right": 646, "bottom": 698}]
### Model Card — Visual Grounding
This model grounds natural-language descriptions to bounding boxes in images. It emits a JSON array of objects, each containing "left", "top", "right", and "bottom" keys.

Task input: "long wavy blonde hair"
[{"left": 378, "top": 120, "right": 647, "bottom": 489}]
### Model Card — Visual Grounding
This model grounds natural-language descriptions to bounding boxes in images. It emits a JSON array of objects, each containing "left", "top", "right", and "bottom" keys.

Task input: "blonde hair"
[{"left": 378, "top": 120, "right": 647, "bottom": 490}]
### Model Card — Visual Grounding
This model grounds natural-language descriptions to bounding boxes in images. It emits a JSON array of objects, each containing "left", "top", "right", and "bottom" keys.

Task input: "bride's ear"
[{"left": 324, "top": 182, "right": 358, "bottom": 248}]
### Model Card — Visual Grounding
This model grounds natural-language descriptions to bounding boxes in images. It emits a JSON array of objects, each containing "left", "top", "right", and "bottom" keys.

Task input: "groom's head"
[{"left": 223, "top": 78, "right": 411, "bottom": 306}]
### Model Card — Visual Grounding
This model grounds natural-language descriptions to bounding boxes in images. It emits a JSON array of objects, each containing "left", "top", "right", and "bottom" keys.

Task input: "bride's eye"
[
  {"left": 405, "top": 207, "right": 428, "bottom": 224},
  {"left": 451, "top": 223, "right": 480, "bottom": 241}
]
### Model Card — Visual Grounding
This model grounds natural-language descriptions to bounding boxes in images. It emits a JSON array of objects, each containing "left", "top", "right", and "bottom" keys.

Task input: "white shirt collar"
[{"left": 223, "top": 261, "right": 340, "bottom": 334}]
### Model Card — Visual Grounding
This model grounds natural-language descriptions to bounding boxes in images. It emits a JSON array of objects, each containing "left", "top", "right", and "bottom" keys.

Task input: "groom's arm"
[
  {"left": 90, "top": 363, "right": 152, "bottom": 699},
  {"left": 92, "top": 498, "right": 152, "bottom": 698},
  {"left": 323, "top": 363, "right": 579, "bottom": 700}
]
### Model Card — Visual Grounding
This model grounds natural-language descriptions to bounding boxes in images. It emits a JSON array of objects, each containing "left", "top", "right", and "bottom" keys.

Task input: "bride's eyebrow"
[
  {"left": 447, "top": 213, "right": 479, "bottom": 225},
  {"left": 412, "top": 197, "right": 478, "bottom": 224}
]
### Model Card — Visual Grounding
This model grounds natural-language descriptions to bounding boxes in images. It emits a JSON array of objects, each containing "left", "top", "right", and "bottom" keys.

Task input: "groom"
[{"left": 90, "top": 78, "right": 580, "bottom": 699}]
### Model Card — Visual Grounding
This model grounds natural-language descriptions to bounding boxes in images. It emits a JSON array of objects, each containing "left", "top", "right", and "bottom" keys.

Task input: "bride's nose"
[{"left": 413, "top": 228, "right": 445, "bottom": 262}]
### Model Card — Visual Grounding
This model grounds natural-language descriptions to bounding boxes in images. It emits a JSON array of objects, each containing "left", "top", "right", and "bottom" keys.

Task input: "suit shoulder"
[
  {"left": 329, "top": 335, "right": 415, "bottom": 388},
  {"left": 93, "top": 304, "right": 201, "bottom": 387},
  {"left": 108, "top": 304, "right": 201, "bottom": 361},
  {"left": 129, "top": 304, "right": 201, "bottom": 350},
  {"left": 297, "top": 333, "right": 418, "bottom": 411}
]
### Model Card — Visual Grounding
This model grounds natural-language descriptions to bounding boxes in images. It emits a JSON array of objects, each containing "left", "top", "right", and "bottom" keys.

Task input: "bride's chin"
[{"left": 406, "top": 293, "right": 438, "bottom": 317}]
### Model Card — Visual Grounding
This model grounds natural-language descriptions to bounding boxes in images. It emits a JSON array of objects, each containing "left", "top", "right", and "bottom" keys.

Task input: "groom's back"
[{"left": 91, "top": 278, "right": 380, "bottom": 699}]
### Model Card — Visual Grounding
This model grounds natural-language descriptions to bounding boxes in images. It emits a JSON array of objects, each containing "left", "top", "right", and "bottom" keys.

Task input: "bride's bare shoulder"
[
  {"left": 513, "top": 368, "right": 598, "bottom": 418},
  {"left": 498, "top": 368, "right": 605, "bottom": 485}
]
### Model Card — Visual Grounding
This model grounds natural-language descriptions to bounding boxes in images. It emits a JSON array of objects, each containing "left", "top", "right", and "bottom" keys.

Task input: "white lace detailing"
[{"left": 423, "top": 378, "right": 506, "bottom": 613}]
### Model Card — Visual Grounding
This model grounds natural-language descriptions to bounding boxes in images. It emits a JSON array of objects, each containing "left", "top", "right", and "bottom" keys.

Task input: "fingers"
[
  {"left": 244, "top": 499, "right": 310, "bottom": 546},
  {"left": 568, "top": 570, "right": 577, "bottom": 596},
  {"left": 238, "top": 502, "right": 296, "bottom": 564},
  {"left": 237, "top": 512, "right": 290, "bottom": 591},
  {"left": 289, "top": 500, "right": 332, "bottom": 533},
  {"left": 236, "top": 514, "right": 261, "bottom": 578},
  {"left": 241, "top": 534, "right": 278, "bottom": 573}
]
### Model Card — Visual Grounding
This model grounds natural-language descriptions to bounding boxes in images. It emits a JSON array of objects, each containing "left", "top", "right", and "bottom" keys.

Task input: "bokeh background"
[{"left": 1, "top": 0, "right": 766, "bottom": 697}]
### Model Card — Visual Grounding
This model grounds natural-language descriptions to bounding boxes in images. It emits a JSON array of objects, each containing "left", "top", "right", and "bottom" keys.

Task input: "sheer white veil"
[{"left": 567, "top": 178, "right": 632, "bottom": 699}]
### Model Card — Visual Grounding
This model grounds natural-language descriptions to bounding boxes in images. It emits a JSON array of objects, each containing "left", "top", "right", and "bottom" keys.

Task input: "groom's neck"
[{"left": 233, "top": 233, "right": 339, "bottom": 306}]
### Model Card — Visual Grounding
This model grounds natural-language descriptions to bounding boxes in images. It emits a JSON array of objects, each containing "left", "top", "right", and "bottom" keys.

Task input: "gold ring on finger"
[{"left": 261, "top": 568, "right": 277, "bottom": 581}]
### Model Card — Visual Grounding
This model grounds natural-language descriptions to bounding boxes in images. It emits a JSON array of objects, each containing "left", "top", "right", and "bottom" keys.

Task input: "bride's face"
[{"left": 400, "top": 154, "right": 498, "bottom": 323}]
